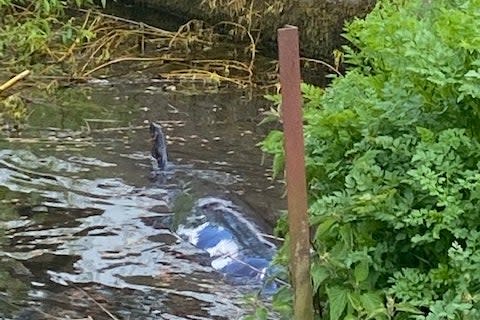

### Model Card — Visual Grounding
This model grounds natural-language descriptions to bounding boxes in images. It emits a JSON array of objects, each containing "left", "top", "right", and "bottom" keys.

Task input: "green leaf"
[
  {"left": 360, "top": 292, "right": 384, "bottom": 315},
  {"left": 354, "top": 260, "right": 369, "bottom": 284},
  {"left": 416, "top": 127, "right": 435, "bottom": 143},
  {"left": 264, "top": 93, "right": 281, "bottom": 105},
  {"left": 339, "top": 224, "right": 353, "bottom": 248},
  {"left": 326, "top": 286, "right": 348, "bottom": 320},
  {"left": 311, "top": 264, "right": 329, "bottom": 292},
  {"left": 347, "top": 291, "right": 363, "bottom": 312},
  {"left": 314, "top": 217, "right": 337, "bottom": 240},
  {"left": 395, "top": 303, "right": 423, "bottom": 315},
  {"left": 254, "top": 307, "right": 268, "bottom": 320},
  {"left": 272, "top": 153, "right": 285, "bottom": 179}
]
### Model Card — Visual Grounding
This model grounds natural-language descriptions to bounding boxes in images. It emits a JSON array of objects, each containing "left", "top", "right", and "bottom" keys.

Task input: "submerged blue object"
[
  {"left": 196, "top": 225, "right": 234, "bottom": 248},
  {"left": 150, "top": 122, "right": 280, "bottom": 291},
  {"left": 176, "top": 197, "right": 277, "bottom": 289},
  {"left": 222, "top": 257, "right": 269, "bottom": 278}
]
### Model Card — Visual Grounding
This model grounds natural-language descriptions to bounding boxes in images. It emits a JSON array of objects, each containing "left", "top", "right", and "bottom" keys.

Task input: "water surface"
[{"left": 0, "top": 81, "right": 284, "bottom": 319}]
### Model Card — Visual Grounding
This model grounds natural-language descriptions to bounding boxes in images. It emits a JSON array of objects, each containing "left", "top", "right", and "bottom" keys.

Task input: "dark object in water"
[
  {"left": 149, "top": 121, "right": 279, "bottom": 292},
  {"left": 150, "top": 122, "right": 168, "bottom": 170}
]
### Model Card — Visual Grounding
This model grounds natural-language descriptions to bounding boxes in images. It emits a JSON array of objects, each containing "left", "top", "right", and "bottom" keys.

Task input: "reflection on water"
[{"left": 0, "top": 83, "right": 284, "bottom": 319}]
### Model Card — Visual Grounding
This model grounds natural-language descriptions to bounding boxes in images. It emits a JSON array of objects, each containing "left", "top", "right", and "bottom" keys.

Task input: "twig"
[
  {"left": 75, "top": 7, "right": 177, "bottom": 37},
  {"left": 82, "top": 56, "right": 183, "bottom": 77},
  {"left": 300, "top": 57, "right": 342, "bottom": 76},
  {"left": 72, "top": 283, "right": 120, "bottom": 320},
  {"left": 159, "top": 69, "right": 248, "bottom": 87},
  {"left": 57, "top": 11, "right": 92, "bottom": 63},
  {"left": 214, "top": 21, "right": 256, "bottom": 83},
  {"left": 0, "top": 70, "right": 31, "bottom": 92},
  {"left": 260, "top": 233, "right": 285, "bottom": 242},
  {"left": 224, "top": 253, "right": 291, "bottom": 287}
]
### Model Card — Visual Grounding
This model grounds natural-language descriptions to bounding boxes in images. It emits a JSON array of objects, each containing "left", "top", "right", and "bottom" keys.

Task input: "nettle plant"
[{"left": 260, "top": 0, "right": 480, "bottom": 319}]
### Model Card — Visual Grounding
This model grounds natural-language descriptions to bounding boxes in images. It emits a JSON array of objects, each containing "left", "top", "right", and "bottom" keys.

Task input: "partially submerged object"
[
  {"left": 177, "top": 197, "right": 277, "bottom": 288},
  {"left": 150, "top": 122, "right": 168, "bottom": 171},
  {"left": 149, "top": 121, "right": 279, "bottom": 291}
]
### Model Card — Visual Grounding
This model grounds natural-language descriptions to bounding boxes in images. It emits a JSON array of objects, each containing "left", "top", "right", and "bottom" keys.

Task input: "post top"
[{"left": 279, "top": 25, "right": 298, "bottom": 31}]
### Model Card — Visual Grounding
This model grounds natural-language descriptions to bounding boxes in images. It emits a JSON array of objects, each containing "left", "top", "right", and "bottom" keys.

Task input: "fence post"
[{"left": 277, "top": 25, "right": 314, "bottom": 320}]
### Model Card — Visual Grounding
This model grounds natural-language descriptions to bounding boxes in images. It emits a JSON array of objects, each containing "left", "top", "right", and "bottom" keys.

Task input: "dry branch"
[
  {"left": 2, "top": 5, "right": 277, "bottom": 91},
  {"left": 0, "top": 70, "right": 30, "bottom": 92}
]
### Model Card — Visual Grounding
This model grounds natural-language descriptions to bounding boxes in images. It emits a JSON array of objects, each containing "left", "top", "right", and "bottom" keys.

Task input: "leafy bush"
[
  {"left": 0, "top": 0, "right": 105, "bottom": 126},
  {"left": 0, "top": 0, "right": 100, "bottom": 69},
  {"left": 260, "top": 0, "right": 480, "bottom": 319}
]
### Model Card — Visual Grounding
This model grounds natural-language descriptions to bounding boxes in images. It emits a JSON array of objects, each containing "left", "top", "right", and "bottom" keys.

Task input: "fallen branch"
[{"left": 0, "top": 70, "right": 30, "bottom": 92}]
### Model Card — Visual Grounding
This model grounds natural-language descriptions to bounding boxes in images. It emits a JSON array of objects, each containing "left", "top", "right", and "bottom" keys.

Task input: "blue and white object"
[
  {"left": 150, "top": 121, "right": 280, "bottom": 290},
  {"left": 176, "top": 197, "right": 276, "bottom": 286}
]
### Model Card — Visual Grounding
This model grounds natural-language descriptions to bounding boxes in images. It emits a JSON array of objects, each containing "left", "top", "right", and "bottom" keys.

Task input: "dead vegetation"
[
  {"left": 0, "top": 2, "right": 280, "bottom": 129},
  {"left": 0, "top": 5, "right": 276, "bottom": 90}
]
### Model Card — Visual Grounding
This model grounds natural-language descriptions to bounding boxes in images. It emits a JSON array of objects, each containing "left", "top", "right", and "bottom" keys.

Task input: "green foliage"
[
  {"left": 0, "top": 94, "right": 27, "bottom": 126},
  {"left": 261, "top": 0, "right": 480, "bottom": 319},
  {"left": 0, "top": 0, "right": 107, "bottom": 125},
  {"left": 0, "top": 0, "right": 98, "bottom": 68}
]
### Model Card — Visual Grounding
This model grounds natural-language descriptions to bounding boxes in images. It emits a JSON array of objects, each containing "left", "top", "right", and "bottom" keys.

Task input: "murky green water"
[{"left": 0, "top": 80, "right": 284, "bottom": 319}]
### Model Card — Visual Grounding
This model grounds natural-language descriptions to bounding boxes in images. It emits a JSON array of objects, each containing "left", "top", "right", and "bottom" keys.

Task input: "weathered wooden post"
[{"left": 277, "top": 25, "right": 314, "bottom": 320}]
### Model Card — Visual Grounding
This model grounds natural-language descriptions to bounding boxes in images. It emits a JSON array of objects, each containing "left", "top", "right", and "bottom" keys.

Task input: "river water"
[{"left": 0, "top": 80, "right": 285, "bottom": 319}]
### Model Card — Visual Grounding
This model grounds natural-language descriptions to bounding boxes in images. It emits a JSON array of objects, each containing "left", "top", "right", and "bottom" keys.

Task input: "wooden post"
[{"left": 277, "top": 25, "right": 314, "bottom": 320}]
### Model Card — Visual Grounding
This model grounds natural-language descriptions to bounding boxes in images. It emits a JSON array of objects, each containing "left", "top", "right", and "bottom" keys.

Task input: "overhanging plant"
[{"left": 259, "top": 0, "right": 480, "bottom": 319}]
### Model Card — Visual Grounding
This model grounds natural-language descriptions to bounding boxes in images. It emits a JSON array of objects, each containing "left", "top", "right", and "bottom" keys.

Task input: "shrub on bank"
[
  {"left": 0, "top": 0, "right": 98, "bottom": 68},
  {"left": 260, "top": 0, "right": 480, "bottom": 319}
]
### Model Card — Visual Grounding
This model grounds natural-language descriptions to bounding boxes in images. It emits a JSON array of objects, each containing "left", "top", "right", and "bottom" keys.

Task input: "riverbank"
[{"left": 116, "top": 0, "right": 376, "bottom": 62}]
